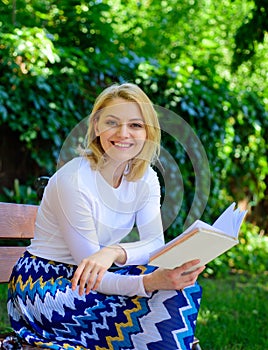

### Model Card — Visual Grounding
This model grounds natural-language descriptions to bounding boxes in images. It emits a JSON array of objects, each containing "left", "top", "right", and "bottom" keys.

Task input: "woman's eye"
[
  {"left": 106, "top": 120, "right": 117, "bottom": 126},
  {"left": 130, "top": 123, "right": 144, "bottom": 129}
]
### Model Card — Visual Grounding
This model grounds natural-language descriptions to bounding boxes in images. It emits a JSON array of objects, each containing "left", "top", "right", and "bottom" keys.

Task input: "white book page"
[
  {"left": 179, "top": 219, "right": 224, "bottom": 239},
  {"left": 233, "top": 208, "right": 248, "bottom": 234},
  {"left": 212, "top": 202, "right": 247, "bottom": 238}
]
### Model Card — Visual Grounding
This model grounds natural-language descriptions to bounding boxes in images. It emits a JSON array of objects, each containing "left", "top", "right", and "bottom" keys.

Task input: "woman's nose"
[{"left": 117, "top": 124, "right": 129, "bottom": 137}]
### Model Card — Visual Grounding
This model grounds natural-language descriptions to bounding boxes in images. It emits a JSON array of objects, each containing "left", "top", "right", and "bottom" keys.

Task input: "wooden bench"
[
  {"left": 0, "top": 202, "right": 39, "bottom": 349},
  {"left": 0, "top": 201, "right": 202, "bottom": 349},
  {"left": 0, "top": 202, "right": 38, "bottom": 283}
]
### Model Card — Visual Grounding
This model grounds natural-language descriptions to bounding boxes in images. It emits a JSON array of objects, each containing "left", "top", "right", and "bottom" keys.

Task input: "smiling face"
[
  {"left": 94, "top": 98, "right": 147, "bottom": 165},
  {"left": 86, "top": 83, "right": 161, "bottom": 182}
]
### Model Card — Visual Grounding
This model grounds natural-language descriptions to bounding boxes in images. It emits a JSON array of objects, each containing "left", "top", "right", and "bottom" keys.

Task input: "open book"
[{"left": 149, "top": 203, "right": 247, "bottom": 271}]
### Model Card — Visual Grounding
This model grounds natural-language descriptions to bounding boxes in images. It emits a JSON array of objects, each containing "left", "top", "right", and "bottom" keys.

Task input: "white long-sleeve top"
[{"left": 27, "top": 156, "right": 164, "bottom": 297}]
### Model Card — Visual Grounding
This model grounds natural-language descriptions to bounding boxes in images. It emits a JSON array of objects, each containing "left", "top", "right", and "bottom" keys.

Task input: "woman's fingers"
[
  {"left": 183, "top": 265, "right": 205, "bottom": 282},
  {"left": 87, "top": 268, "right": 106, "bottom": 293},
  {"left": 71, "top": 260, "right": 86, "bottom": 291},
  {"left": 178, "top": 265, "right": 206, "bottom": 289},
  {"left": 71, "top": 260, "right": 107, "bottom": 296},
  {"left": 164, "top": 261, "right": 206, "bottom": 290},
  {"left": 177, "top": 259, "right": 201, "bottom": 273}
]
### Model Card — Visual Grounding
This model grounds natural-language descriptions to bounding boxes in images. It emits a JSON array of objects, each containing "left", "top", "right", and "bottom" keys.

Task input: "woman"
[{"left": 8, "top": 83, "right": 205, "bottom": 350}]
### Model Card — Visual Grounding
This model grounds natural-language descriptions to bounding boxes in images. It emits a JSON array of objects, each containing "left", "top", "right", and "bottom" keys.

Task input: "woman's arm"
[
  {"left": 117, "top": 168, "right": 165, "bottom": 266},
  {"left": 72, "top": 257, "right": 205, "bottom": 297}
]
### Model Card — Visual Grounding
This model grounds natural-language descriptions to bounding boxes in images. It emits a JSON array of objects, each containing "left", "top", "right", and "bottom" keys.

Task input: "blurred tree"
[
  {"left": 232, "top": 0, "right": 268, "bottom": 70},
  {"left": 0, "top": 0, "right": 268, "bottom": 234}
]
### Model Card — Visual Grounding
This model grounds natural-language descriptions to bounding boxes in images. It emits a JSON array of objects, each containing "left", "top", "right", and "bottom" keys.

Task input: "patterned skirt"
[{"left": 7, "top": 251, "right": 202, "bottom": 350}]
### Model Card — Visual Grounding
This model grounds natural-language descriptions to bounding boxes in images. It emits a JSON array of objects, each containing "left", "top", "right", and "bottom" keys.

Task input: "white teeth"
[{"left": 114, "top": 142, "right": 131, "bottom": 148}]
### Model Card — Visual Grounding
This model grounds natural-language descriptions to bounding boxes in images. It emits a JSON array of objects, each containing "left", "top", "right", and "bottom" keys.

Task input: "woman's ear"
[{"left": 94, "top": 118, "right": 100, "bottom": 136}]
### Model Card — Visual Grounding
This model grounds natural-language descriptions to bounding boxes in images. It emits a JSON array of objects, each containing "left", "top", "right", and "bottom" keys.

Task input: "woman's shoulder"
[
  {"left": 130, "top": 166, "right": 160, "bottom": 193},
  {"left": 142, "top": 166, "right": 159, "bottom": 182},
  {"left": 61, "top": 156, "right": 90, "bottom": 169},
  {"left": 50, "top": 156, "right": 93, "bottom": 187},
  {"left": 56, "top": 156, "right": 92, "bottom": 175}
]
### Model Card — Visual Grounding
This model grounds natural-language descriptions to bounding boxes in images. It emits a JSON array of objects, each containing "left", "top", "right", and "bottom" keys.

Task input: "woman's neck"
[{"left": 99, "top": 160, "right": 128, "bottom": 188}]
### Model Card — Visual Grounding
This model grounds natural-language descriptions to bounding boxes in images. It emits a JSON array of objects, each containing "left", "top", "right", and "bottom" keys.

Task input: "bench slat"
[
  {"left": 0, "top": 202, "right": 37, "bottom": 283},
  {"left": 0, "top": 247, "right": 26, "bottom": 283},
  {"left": 0, "top": 202, "right": 38, "bottom": 239}
]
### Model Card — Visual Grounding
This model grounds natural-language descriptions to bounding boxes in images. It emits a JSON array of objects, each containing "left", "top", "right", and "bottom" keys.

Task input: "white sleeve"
[
  {"left": 118, "top": 169, "right": 164, "bottom": 266},
  {"left": 53, "top": 174, "right": 101, "bottom": 264},
  {"left": 97, "top": 271, "right": 151, "bottom": 297}
]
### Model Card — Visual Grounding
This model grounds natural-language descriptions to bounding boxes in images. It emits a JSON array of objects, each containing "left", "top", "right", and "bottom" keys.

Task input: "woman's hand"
[
  {"left": 71, "top": 245, "right": 126, "bottom": 296},
  {"left": 143, "top": 259, "right": 205, "bottom": 293}
]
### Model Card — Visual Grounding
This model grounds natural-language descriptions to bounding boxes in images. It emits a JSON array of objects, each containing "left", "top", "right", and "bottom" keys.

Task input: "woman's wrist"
[
  {"left": 143, "top": 273, "right": 156, "bottom": 293},
  {"left": 108, "top": 244, "right": 127, "bottom": 265}
]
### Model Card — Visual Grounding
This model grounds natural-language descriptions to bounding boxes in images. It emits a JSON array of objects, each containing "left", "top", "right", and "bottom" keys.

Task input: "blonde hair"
[{"left": 84, "top": 83, "right": 161, "bottom": 181}]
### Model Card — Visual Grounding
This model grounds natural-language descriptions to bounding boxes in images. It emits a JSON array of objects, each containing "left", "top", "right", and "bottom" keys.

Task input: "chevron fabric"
[{"left": 7, "top": 252, "right": 202, "bottom": 350}]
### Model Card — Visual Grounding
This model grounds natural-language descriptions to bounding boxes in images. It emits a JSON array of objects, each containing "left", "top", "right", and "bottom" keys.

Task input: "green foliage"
[
  {"left": 219, "top": 91, "right": 268, "bottom": 205},
  {"left": 0, "top": 284, "right": 11, "bottom": 333},
  {"left": 0, "top": 0, "right": 268, "bottom": 243},
  {"left": 232, "top": 0, "right": 268, "bottom": 70},
  {"left": 0, "top": 179, "right": 38, "bottom": 204},
  {"left": 134, "top": 58, "right": 268, "bottom": 236},
  {"left": 0, "top": 30, "right": 92, "bottom": 172},
  {"left": 1, "top": 27, "right": 60, "bottom": 74}
]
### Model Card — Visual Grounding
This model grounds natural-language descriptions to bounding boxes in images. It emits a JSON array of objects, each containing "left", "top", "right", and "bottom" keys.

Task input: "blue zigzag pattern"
[
  {"left": 8, "top": 253, "right": 202, "bottom": 350},
  {"left": 108, "top": 296, "right": 151, "bottom": 350},
  {"left": 147, "top": 283, "right": 202, "bottom": 350},
  {"left": 174, "top": 283, "right": 202, "bottom": 350}
]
